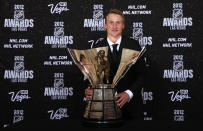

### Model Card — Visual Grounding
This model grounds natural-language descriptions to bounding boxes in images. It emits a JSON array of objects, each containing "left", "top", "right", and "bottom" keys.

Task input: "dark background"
[{"left": 0, "top": 0, "right": 202, "bottom": 129}]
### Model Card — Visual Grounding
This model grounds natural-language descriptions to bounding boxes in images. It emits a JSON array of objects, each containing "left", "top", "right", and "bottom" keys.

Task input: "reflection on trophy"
[{"left": 67, "top": 46, "right": 146, "bottom": 127}]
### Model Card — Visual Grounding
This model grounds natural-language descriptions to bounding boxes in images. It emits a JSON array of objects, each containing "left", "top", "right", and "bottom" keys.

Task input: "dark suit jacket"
[{"left": 92, "top": 35, "right": 146, "bottom": 120}]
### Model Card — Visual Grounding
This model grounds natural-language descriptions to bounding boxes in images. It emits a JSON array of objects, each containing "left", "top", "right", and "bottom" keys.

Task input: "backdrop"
[{"left": 0, "top": 0, "right": 203, "bottom": 129}]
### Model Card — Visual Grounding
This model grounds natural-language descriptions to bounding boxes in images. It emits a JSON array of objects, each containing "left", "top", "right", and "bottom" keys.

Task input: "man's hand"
[
  {"left": 115, "top": 92, "right": 130, "bottom": 108},
  {"left": 85, "top": 86, "right": 93, "bottom": 100}
]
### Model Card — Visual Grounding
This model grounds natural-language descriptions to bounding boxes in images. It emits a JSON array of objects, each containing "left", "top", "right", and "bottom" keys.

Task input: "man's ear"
[{"left": 122, "top": 24, "right": 125, "bottom": 30}]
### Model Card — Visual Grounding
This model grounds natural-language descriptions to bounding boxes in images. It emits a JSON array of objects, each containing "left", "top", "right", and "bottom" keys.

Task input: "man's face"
[{"left": 105, "top": 13, "right": 125, "bottom": 38}]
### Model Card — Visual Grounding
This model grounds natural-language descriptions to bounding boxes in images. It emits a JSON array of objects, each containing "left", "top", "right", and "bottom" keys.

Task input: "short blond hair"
[{"left": 105, "top": 9, "right": 125, "bottom": 24}]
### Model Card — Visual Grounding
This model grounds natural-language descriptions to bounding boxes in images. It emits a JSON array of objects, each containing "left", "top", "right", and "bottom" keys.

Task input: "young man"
[{"left": 85, "top": 9, "right": 146, "bottom": 120}]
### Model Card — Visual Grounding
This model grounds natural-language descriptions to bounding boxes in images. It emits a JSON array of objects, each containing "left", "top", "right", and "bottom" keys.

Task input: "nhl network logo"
[
  {"left": 48, "top": 2, "right": 69, "bottom": 14},
  {"left": 163, "top": 3, "right": 192, "bottom": 30},
  {"left": 4, "top": 4, "right": 34, "bottom": 31},
  {"left": 163, "top": 55, "right": 193, "bottom": 82},
  {"left": 44, "top": 73, "right": 73, "bottom": 100},
  {"left": 83, "top": 4, "right": 105, "bottom": 31},
  {"left": 131, "top": 22, "right": 152, "bottom": 48},
  {"left": 4, "top": 56, "right": 34, "bottom": 83},
  {"left": 44, "top": 21, "right": 73, "bottom": 48}
]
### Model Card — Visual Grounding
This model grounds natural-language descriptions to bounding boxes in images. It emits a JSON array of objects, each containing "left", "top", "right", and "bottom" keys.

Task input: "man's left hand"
[{"left": 115, "top": 92, "right": 130, "bottom": 108}]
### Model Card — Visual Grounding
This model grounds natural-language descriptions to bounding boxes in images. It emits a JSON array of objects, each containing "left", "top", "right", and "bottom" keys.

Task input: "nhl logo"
[
  {"left": 14, "top": 10, "right": 24, "bottom": 20},
  {"left": 173, "top": 61, "right": 184, "bottom": 72},
  {"left": 172, "top": 9, "right": 183, "bottom": 19},
  {"left": 14, "top": 62, "right": 25, "bottom": 72},
  {"left": 133, "top": 28, "right": 143, "bottom": 40},
  {"left": 54, "top": 79, "right": 64, "bottom": 89},
  {"left": 54, "top": 27, "right": 64, "bottom": 38},
  {"left": 93, "top": 10, "right": 103, "bottom": 20}
]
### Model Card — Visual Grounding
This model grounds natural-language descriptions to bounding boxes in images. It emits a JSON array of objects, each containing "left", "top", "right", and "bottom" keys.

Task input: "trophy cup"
[{"left": 67, "top": 46, "right": 146, "bottom": 127}]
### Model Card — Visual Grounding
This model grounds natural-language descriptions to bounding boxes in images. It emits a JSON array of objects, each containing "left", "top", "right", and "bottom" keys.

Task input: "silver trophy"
[{"left": 67, "top": 46, "right": 146, "bottom": 127}]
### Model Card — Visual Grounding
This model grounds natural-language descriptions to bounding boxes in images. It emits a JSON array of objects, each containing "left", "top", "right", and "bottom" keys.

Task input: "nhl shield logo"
[
  {"left": 14, "top": 10, "right": 24, "bottom": 20},
  {"left": 54, "top": 79, "right": 64, "bottom": 89},
  {"left": 54, "top": 27, "right": 64, "bottom": 38},
  {"left": 172, "top": 9, "right": 183, "bottom": 19},
  {"left": 14, "top": 62, "right": 25, "bottom": 72},
  {"left": 173, "top": 61, "right": 184, "bottom": 72},
  {"left": 133, "top": 28, "right": 143, "bottom": 40},
  {"left": 93, "top": 10, "right": 103, "bottom": 20}
]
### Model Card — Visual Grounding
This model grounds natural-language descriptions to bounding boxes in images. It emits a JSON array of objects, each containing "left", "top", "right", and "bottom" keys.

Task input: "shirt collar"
[{"left": 107, "top": 36, "right": 122, "bottom": 52}]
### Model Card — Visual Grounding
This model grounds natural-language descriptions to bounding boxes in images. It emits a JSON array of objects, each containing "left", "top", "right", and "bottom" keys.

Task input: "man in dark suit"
[{"left": 85, "top": 9, "right": 146, "bottom": 120}]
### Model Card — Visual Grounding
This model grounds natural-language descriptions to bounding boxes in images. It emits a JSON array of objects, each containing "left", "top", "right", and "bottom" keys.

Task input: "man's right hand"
[{"left": 85, "top": 86, "right": 93, "bottom": 100}]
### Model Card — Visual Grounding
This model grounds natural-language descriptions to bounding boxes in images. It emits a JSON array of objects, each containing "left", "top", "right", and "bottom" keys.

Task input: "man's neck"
[{"left": 107, "top": 35, "right": 122, "bottom": 43}]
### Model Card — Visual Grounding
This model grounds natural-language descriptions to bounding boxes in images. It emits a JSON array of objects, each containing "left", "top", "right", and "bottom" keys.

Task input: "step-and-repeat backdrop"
[{"left": 0, "top": 0, "right": 202, "bottom": 128}]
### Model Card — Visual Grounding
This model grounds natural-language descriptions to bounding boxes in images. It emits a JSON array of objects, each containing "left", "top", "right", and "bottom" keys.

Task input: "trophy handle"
[
  {"left": 67, "top": 48, "right": 94, "bottom": 85},
  {"left": 113, "top": 46, "right": 147, "bottom": 87}
]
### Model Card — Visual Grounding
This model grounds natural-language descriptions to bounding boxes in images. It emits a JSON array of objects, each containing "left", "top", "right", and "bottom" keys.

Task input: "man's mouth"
[{"left": 112, "top": 30, "right": 118, "bottom": 32}]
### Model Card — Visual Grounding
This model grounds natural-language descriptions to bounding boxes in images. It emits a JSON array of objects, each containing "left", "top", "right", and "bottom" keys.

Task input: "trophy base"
[
  {"left": 82, "top": 84, "right": 124, "bottom": 127},
  {"left": 81, "top": 118, "right": 124, "bottom": 128}
]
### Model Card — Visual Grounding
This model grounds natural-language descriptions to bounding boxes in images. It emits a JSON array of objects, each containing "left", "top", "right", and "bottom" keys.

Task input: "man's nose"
[{"left": 112, "top": 23, "right": 117, "bottom": 28}]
